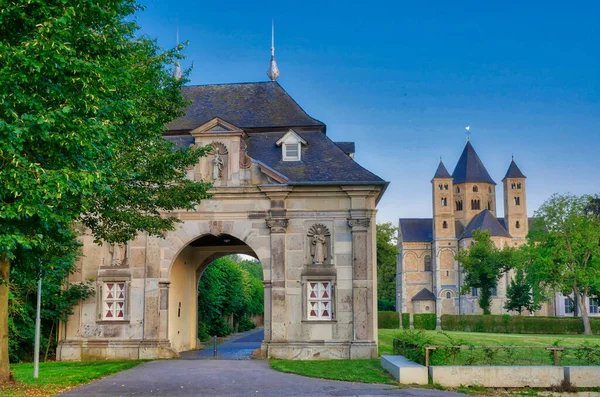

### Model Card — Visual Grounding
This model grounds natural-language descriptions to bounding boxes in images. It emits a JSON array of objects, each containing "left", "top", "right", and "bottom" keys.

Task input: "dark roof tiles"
[
  {"left": 461, "top": 209, "right": 511, "bottom": 238},
  {"left": 166, "top": 82, "right": 324, "bottom": 131},
  {"left": 412, "top": 288, "right": 436, "bottom": 301},
  {"left": 433, "top": 160, "right": 452, "bottom": 179},
  {"left": 503, "top": 159, "right": 527, "bottom": 180},
  {"left": 399, "top": 219, "right": 433, "bottom": 242},
  {"left": 452, "top": 141, "right": 496, "bottom": 185},
  {"left": 334, "top": 142, "right": 355, "bottom": 156}
]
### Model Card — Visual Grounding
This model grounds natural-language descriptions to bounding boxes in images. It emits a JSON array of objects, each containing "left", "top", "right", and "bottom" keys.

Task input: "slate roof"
[
  {"left": 433, "top": 160, "right": 452, "bottom": 179},
  {"left": 461, "top": 209, "right": 511, "bottom": 238},
  {"left": 245, "top": 131, "right": 384, "bottom": 183},
  {"left": 399, "top": 219, "right": 433, "bottom": 242},
  {"left": 166, "top": 82, "right": 324, "bottom": 131},
  {"left": 503, "top": 159, "right": 527, "bottom": 180},
  {"left": 452, "top": 141, "right": 496, "bottom": 185},
  {"left": 334, "top": 142, "right": 355, "bottom": 156},
  {"left": 412, "top": 288, "right": 436, "bottom": 301}
]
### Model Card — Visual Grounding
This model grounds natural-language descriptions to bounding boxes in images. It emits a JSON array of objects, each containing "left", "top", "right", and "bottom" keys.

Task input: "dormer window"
[{"left": 276, "top": 129, "right": 307, "bottom": 162}]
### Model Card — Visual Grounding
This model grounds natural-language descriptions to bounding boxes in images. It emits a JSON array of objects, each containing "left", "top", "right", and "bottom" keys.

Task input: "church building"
[{"left": 396, "top": 140, "right": 551, "bottom": 318}]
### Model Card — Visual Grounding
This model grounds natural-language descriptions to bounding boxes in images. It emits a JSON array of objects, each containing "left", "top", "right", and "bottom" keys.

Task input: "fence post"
[{"left": 553, "top": 348, "right": 559, "bottom": 366}]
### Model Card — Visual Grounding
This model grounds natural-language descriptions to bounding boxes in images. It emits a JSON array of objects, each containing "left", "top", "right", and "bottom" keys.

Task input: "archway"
[{"left": 168, "top": 233, "right": 262, "bottom": 353}]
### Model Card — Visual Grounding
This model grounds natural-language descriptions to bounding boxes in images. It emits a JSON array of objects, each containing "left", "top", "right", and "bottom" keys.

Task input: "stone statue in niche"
[
  {"left": 212, "top": 149, "right": 224, "bottom": 180},
  {"left": 308, "top": 224, "right": 330, "bottom": 265},
  {"left": 109, "top": 242, "right": 127, "bottom": 266}
]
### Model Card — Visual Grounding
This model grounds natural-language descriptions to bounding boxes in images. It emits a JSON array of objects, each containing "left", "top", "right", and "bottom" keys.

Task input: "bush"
[
  {"left": 378, "top": 311, "right": 400, "bottom": 329},
  {"left": 198, "top": 322, "right": 210, "bottom": 342},
  {"left": 378, "top": 299, "right": 395, "bottom": 311},
  {"left": 441, "top": 314, "right": 600, "bottom": 334},
  {"left": 401, "top": 313, "right": 410, "bottom": 329},
  {"left": 208, "top": 316, "right": 233, "bottom": 337},
  {"left": 237, "top": 316, "right": 257, "bottom": 332},
  {"left": 414, "top": 313, "right": 437, "bottom": 330}
]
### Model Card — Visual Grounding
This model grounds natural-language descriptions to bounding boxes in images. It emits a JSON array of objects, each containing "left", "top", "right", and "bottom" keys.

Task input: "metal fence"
[{"left": 392, "top": 338, "right": 600, "bottom": 367}]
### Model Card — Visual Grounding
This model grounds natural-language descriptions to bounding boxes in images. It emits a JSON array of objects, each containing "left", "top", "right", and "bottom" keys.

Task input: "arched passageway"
[{"left": 168, "top": 233, "right": 262, "bottom": 353}]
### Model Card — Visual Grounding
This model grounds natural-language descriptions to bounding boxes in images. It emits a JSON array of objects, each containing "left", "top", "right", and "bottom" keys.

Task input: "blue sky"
[{"left": 137, "top": 0, "right": 599, "bottom": 224}]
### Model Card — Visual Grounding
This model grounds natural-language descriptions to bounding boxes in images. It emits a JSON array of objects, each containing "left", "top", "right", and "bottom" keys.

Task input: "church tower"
[
  {"left": 451, "top": 141, "right": 497, "bottom": 227},
  {"left": 503, "top": 158, "right": 528, "bottom": 238},
  {"left": 431, "top": 160, "right": 455, "bottom": 239}
]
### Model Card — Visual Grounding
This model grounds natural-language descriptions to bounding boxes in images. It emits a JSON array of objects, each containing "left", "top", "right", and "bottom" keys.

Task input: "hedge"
[
  {"left": 414, "top": 313, "right": 437, "bottom": 330},
  {"left": 401, "top": 313, "right": 410, "bottom": 329},
  {"left": 378, "top": 311, "right": 400, "bottom": 329},
  {"left": 441, "top": 314, "right": 600, "bottom": 335}
]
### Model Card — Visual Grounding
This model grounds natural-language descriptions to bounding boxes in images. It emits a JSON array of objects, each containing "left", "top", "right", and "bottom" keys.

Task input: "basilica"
[{"left": 396, "top": 140, "right": 553, "bottom": 318}]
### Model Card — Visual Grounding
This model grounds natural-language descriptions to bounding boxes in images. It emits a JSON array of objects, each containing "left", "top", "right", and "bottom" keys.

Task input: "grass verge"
[
  {"left": 0, "top": 360, "right": 146, "bottom": 397},
  {"left": 269, "top": 359, "right": 396, "bottom": 385}
]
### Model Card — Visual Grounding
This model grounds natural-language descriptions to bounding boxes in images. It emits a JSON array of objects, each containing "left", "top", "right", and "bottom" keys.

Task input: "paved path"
[
  {"left": 179, "top": 328, "right": 264, "bottom": 360},
  {"left": 58, "top": 359, "right": 466, "bottom": 397}
]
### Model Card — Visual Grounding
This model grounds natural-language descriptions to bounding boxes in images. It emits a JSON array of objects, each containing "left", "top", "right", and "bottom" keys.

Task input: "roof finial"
[
  {"left": 512, "top": 154, "right": 514, "bottom": 161},
  {"left": 173, "top": 22, "right": 182, "bottom": 80},
  {"left": 465, "top": 126, "right": 471, "bottom": 142},
  {"left": 266, "top": 19, "right": 280, "bottom": 81}
]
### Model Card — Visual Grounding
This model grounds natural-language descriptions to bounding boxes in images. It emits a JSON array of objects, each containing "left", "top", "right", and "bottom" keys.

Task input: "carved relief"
[
  {"left": 239, "top": 140, "right": 252, "bottom": 169},
  {"left": 109, "top": 242, "right": 127, "bottom": 267},
  {"left": 212, "top": 149, "right": 224, "bottom": 180},
  {"left": 307, "top": 224, "right": 331, "bottom": 265},
  {"left": 348, "top": 218, "right": 370, "bottom": 228},
  {"left": 266, "top": 218, "right": 288, "bottom": 233}
]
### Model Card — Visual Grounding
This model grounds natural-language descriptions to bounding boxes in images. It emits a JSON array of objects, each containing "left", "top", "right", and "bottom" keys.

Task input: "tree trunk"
[
  {"left": 0, "top": 256, "right": 10, "bottom": 381},
  {"left": 574, "top": 286, "right": 592, "bottom": 335}
]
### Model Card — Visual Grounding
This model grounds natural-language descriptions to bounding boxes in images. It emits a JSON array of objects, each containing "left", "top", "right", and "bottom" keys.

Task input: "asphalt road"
[
  {"left": 179, "top": 328, "right": 265, "bottom": 360},
  {"left": 57, "top": 359, "right": 467, "bottom": 397}
]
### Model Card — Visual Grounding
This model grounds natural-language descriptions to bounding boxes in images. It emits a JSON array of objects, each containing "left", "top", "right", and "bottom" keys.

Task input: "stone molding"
[
  {"left": 266, "top": 218, "right": 288, "bottom": 233},
  {"left": 348, "top": 218, "right": 370, "bottom": 229}
]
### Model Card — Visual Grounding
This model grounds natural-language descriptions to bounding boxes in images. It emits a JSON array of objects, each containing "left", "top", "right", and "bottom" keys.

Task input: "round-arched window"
[
  {"left": 473, "top": 185, "right": 479, "bottom": 192},
  {"left": 446, "top": 291, "right": 452, "bottom": 299}
]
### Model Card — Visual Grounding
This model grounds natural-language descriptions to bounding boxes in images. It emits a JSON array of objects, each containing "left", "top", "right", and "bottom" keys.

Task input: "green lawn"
[
  {"left": 0, "top": 360, "right": 146, "bottom": 397},
  {"left": 269, "top": 359, "right": 396, "bottom": 385}
]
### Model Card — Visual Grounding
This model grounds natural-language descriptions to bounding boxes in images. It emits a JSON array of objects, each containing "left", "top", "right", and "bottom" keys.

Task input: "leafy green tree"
[
  {"left": 504, "top": 268, "right": 540, "bottom": 315},
  {"left": 456, "top": 230, "right": 515, "bottom": 314},
  {"left": 377, "top": 222, "right": 399, "bottom": 310},
  {"left": 0, "top": 0, "right": 211, "bottom": 379},
  {"left": 521, "top": 193, "right": 600, "bottom": 335}
]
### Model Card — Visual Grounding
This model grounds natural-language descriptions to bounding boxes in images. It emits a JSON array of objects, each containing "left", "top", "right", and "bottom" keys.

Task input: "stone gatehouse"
[{"left": 57, "top": 81, "right": 387, "bottom": 361}]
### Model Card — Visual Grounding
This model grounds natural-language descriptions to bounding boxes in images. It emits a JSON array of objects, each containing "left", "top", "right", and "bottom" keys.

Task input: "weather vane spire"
[
  {"left": 173, "top": 22, "right": 183, "bottom": 80},
  {"left": 266, "top": 19, "right": 280, "bottom": 81},
  {"left": 465, "top": 126, "right": 471, "bottom": 142}
]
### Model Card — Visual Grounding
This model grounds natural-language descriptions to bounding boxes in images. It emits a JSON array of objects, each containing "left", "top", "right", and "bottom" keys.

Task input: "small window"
[
  {"left": 472, "top": 288, "right": 478, "bottom": 297},
  {"left": 307, "top": 281, "right": 332, "bottom": 320},
  {"left": 487, "top": 201, "right": 492, "bottom": 210},
  {"left": 441, "top": 197, "right": 447, "bottom": 207},
  {"left": 438, "top": 184, "right": 443, "bottom": 190},
  {"left": 455, "top": 200, "right": 463, "bottom": 211},
  {"left": 471, "top": 199, "right": 481, "bottom": 210},
  {"left": 517, "top": 183, "right": 522, "bottom": 189},
  {"left": 446, "top": 291, "right": 452, "bottom": 299},
  {"left": 424, "top": 256, "right": 432, "bottom": 271},
  {"left": 565, "top": 298, "right": 574, "bottom": 314},
  {"left": 102, "top": 282, "right": 126, "bottom": 320},
  {"left": 516, "top": 221, "right": 521, "bottom": 229},
  {"left": 284, "top": 143, "right": 300, "bottom": 161},
  {"left": 442, "top": 221, "right": 448, "bottom": 229},
  {"left": 444, "top": 184, "right": 449, "bottom": 190},
  {"left": 590, "top": 298, "right": 599, "bottom": 314},
  {"left": 488, "top": 186, "right": 492, "bottom": 193},
  {"left": 473, "top": 185, "right": 479, "bottom": 192},
  {"left": 456, "top": 186, "right": 461, "bottom": 193},
  {"left": 511, "top": 183, "right": 516, "bottom": 190},
  {"left": 490, "top": 287, "right": 497, "bottom": 297},
  {"left": 514, "top": 197, "right": 521, "bottom": 206}
]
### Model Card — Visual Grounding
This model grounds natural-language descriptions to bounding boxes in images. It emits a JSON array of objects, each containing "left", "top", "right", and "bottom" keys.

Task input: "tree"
[
  {"left": 456, "top": 230, "right": 515, "bottom": 314},
  {"left": 521, "top": 193, "right": 600, "bottom": 335},
  {"left": 376, "top": 222, "right": 399, "bottom": 311},
  {"left": 504, "top": 268, "right": 540, "bottom": 314},
  {"left": 0, "top": 0, "right": 211, "bottom": 379}
]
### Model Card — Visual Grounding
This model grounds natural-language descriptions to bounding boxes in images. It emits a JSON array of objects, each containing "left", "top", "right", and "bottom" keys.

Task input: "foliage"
[
  {"left": 0, "top": 0, "right": 212, "bottom": 378},
  {"left": 455, "top": 230, "right": 515, "bottom": 314},
  {"left": 521, "top": 193, "right": 600, "bottom": 335},
  {"left": 377, "top": 311, "right": 400, "bottom": 329},
  {"left": 237, "top": 316, "right": 257, "bottom": 333},
  {"left": 197, "top": 256, "right": 263, "bottom": 338},
  {"left": 377, "top": 299, "right": 395, "bottom": 311},
  {"left": 504, "top": 268, "right": 540, "bottom": 314},
  {"left": 441, "top": 314, "right": 600, "bottom": 334},
  {"left": 401, "top": 312, "right": 410, "bottom": 329},
  {"left": 1, "top": 360, "right": 146, "bottom": 397},
  {"left": 413, "top": 313, "right": 437, "bottom": 330},
  {"left": 392, "top": 330, "right": 433, "bottom": 364},
  {"left": 376, "top": 222, "right": 398, "bottom": 308},
  {"left": 270, "top": 359, "right": 396, "bottom": 385},
  {"left": 574, "top": 340, "right": 600, "bottom": 365}
]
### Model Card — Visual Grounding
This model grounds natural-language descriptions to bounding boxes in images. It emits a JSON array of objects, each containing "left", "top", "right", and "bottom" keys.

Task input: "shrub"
[
  {"left": 237, "top": 316, "right": 257, "bottom": 333},
  {"left": 378, "top": 299, "right": 395, "bottom": 311},
  {"left": 401, "top": 312, "right": 410, "bottom": 329},
  {"left": 198, "top": 322, "right": 210, "bottom": 342},
  {"left": 378, "top": 311, "right": 400, "bottom": 329},
  {"left": 208, "top": 316, "right": 233, "bottom": 337},
  {"left": 394, "top": 330, "right": 432, "bottom": 364},
  {"left": 441, "top": 314, "right": 600, "bottom": 335},
  {"left": 414, "top": 313, "right": 437, "bottom": 330}
]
